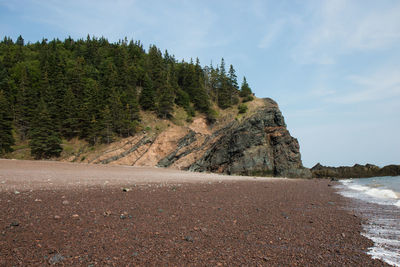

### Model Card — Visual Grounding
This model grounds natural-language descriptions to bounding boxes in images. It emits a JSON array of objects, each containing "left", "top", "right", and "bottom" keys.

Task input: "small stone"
[
  {"left": 122, "top": 188, "right": 131, "bottom": 192},
  {"left": 103, "top": 211, "right": 112, "bottom": 217},
  {"left": 184, "top": 236, "right": 194, "bottom": 242},
  {"left": 341, "top": 233, "right": 346, "bottom": 238},
  {"left": 48, "top": 253, "right": 64, "bottom": 265},
  {"left": 62, "top": 200, "right": 69, "bottom": 205},
  {"left": 14, "top": 191, "right": 20, "bottom": 195},
  {"left": 34, "top": 198, "right": 42, "bottom": 202},
  {"left": 120, "top": 214, "right": 127, "bottom": 219},
  {"left": 10, "top": 221, "right": 19, "bottom": 227},
  {"left": 71, "top": 214, "right": 79, "bottom": 219},
  {"left": 281, "top": 212, "right": 289, "bottom": 219},
  {"left": 53, "top": 215, "right": 61, "bottom": 220}
]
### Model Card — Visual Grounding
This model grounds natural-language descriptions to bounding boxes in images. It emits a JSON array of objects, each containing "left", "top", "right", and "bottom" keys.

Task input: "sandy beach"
[{"left": 0, "top": 159, "right": 388, "bottom": 266}]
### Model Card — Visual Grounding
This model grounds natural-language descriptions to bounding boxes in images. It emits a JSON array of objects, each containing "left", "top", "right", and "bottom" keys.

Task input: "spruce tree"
[
  {"left": 0, "top": 90, "right": 15, "bottom": 154},
  {"left": 240, "top": 76, "right": 253, "bottom": 102},
  {"left": 157, "top": 79, "right": 175, "bottom": 119},
  {"left": 228, "top": 64, "right": 239, "bottom": 90},
  {"left": 29, "top": 101, "right": 62, "bottom": 159},
  {"left": 139, "top": 74, "right": 155, "bottom": 110}
]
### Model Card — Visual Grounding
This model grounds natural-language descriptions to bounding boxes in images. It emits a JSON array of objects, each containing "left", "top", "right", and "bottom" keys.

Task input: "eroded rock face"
[
  {"left": 188, "top": 100, "right": 311, "bottom": 178},
  {"left": 73, "top": 98, "right": 310, "bottom": 178}
]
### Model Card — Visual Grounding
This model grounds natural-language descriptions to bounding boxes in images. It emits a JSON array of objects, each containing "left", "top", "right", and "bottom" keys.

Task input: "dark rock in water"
[
  {"left": 311, "top": 162, "right": 400, "bottom": 179},
  {"left": 188, "top": 99, "right": 311, "bottom": 178}
]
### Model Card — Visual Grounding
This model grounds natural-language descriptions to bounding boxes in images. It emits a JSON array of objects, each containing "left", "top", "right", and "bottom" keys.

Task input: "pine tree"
[
  {"left": 61, "top": 87, "right": 79, "bottom": 138},
  {"left": 157, "top": 78, "right": 175, "bottom": 119},
  {"left": 0, "top": 90, "right": 15, "bottom": 154},
  {"left": 240, "top": 76, "right": 253, "bottom": 102},
  {"left": 139, "top": 74, "right": 155, "bottom": 110},
  {"left": 100, "top": 105, "right": 113, "bottom": 143},
  {"left": 29, "top": 101, "right": 62, "bottom": 159},
  {"left": 228, "top": 64, "right": 239, "bottom": 90}
]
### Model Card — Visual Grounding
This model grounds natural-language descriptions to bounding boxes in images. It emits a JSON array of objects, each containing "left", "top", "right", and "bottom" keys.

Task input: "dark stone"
[
  {"left": 184, "top": 236, "right": 194, "bottom": 242},
  {"left": 188, "top": 99, "right": 311, "bottom": 178},
  {"left": 311, "top": 163, "right": 400, "bottom": 179},
  {"left": 10, "top": 221, "right": 19, "bottom": 227}
]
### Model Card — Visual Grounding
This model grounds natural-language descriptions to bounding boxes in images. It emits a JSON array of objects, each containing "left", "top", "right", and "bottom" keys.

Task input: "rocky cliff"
[{"left": 67, "top": 98, "right": 311, "bottom": 178}]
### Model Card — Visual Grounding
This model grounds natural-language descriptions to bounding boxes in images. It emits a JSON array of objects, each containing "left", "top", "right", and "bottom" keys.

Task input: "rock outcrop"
[
  {"left": 188, "top": 99, "right": 311, "bottom": 178},
  {"left": 311, "top": 163, "right": 400, "bottom": 178},
  {"left": 70, "top": 98, "right": 310, "bottom": 178}
]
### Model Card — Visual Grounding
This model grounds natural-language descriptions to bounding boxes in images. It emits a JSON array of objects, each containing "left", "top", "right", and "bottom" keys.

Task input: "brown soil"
[{"left": 0, "top": 159, "right": 387, "bottom": 266}]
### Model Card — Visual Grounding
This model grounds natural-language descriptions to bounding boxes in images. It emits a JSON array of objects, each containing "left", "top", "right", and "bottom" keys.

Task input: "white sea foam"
[
  {"left": 338, "top": 177, "right": 400, "bottom": 266},
  {"left": 367, "top": 246, "right": 400, "bottom": 267},
  {"left": 341, "top": 180, "right": 399, "bottom": 207}
]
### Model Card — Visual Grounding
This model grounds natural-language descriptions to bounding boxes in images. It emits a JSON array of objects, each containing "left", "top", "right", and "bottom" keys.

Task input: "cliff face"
[
  {"left": 188, "top": 100, "right": 310, "bottom": 177},
  {"left": 68, "top": 98, "right": 310, "bottom": 178}
]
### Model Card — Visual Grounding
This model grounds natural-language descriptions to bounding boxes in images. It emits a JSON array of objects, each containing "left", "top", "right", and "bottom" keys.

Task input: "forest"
[{"left": 0, "top": 35, "right": 253, "bottom": 159}]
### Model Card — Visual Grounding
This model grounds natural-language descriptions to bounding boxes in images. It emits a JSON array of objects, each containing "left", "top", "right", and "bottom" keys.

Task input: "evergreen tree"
[
  {"left": 0, "top": 35, "right": 255, "bottom": 147},
  {"left": 157, "top": 78, "right": 175, "bottom": 119},
  {"left": 61, "top": 87, "right": 79, "bottom": 138},
  {"left": 100, "top": 105, "right": 113, "bottom": 143},
  {"left": 29, "top": 101, "right": 62, "bottom": 159},
  {"left": 0, "top": 90, "right": 15, "bottom": 154},
  {"left": 240, "top": 76, "right": 253, "bottom": 102},
  {"left": 139, "top": 74, "right": 155, "bottom": 110}
]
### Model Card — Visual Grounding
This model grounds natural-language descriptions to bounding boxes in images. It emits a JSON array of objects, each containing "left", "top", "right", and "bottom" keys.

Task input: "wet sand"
[{"left": 0, "top": 159, "right": 388, "bottom": 266}]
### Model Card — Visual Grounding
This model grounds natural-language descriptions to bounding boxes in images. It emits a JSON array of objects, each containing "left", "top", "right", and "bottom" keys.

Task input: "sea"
[{"left": 337, "top": 176, "right": 400, "bottom": 266}]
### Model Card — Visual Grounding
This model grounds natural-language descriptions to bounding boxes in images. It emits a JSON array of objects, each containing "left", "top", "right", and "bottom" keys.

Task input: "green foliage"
[
  {"left": 0, "top": 35, "right": 254, "bottom": 155},
  {"left": 29, "top": 101, "right": 62, "bottom": 159},
  {"left": 0, "top": 90, "right": 15, "bottom": 154},
  {"left": 239, "top": 76, "right": 253, "bottom": 99},
  {"left": 238, "top": 103, "right": 248, "bottom": 114},
  {"left": 242, "top": 95, "right": 254, "bottom": 103},
  {"left": 206, "top": 108, "right": 218, "bottom": 124}
]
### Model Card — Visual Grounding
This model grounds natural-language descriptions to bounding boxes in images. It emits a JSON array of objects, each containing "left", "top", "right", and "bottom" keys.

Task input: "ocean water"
[{"left": 337, "top": 176, "right": 400, "bottom": 266}]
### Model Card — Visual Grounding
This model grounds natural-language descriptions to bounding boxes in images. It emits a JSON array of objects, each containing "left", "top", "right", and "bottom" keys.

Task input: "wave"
[
  {"left": 337, "top": 178, "right": 400, "bottom": 266},
  {"left": 340, "top": 180, "right": 400, "bottom": 208}
]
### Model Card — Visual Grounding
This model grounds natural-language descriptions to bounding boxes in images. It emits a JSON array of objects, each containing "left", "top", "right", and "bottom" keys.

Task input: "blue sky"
[{"left": 1, "top": 0, "right": 399, "bottom": 167}]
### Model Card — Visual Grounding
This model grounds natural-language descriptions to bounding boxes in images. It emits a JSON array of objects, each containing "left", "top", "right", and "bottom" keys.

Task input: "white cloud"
[
  {"left": 292, "top": 0, "right": 400, "bottom": 64},
  {"left": 327, "top": 69, "right": 400, "bottom": 104}
]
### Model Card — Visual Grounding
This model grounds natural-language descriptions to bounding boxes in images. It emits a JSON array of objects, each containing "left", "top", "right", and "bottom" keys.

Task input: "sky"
[{"left": 1, "top": 0, "right": 399, "bottom": 168}]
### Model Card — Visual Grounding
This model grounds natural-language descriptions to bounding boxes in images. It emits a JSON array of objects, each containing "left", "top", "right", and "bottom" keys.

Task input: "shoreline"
[{"left": 0, "top": 159, "right": 389, "bottom": 265}]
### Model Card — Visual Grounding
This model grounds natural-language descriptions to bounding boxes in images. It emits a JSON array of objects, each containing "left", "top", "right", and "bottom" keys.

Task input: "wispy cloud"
[
  {"left": 257, "top": 19, "right": 286, "bottom": 49},
  {"left": 327, "top": 68, "right": 400, "bottom": 104},
  {"left": 292, "top": 0, "right": 400, "bottom": 65}
]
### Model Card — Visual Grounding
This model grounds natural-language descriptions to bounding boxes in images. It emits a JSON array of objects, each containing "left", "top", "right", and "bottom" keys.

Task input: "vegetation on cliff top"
[{"left": 0, "top": 35, "right": 253, "bottom": 159}]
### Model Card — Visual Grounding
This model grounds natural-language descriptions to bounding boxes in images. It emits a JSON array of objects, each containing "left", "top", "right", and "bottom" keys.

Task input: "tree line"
[{"left": 0, "top": 35, "right": 253, "bottom": 159}]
